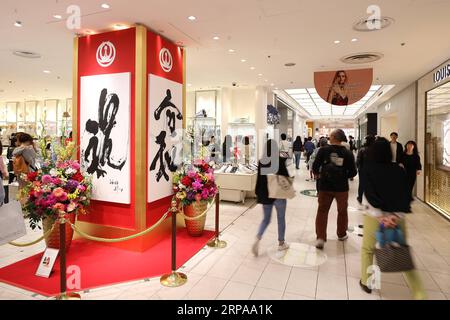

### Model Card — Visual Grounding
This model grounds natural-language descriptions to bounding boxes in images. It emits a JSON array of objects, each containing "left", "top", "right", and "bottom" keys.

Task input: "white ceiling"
[{"left": 1, "top": 0, "right": 450, "bottom": 120}]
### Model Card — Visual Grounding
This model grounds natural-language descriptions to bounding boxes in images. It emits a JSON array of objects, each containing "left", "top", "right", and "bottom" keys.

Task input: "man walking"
[
  {"left": 312, "top": 129, "right": 357, "bottom": 249},
  {"left": 390, "top": 132, "right": 404, "bottom": 165}
]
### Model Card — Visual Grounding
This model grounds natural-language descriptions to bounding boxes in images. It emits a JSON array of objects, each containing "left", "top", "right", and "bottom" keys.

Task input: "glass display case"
[
  {"left": 227, "top": 121, "right": 256, "bottom": 164},
  {"left": 185, "top": 116, "right": 221, "bottom": 162}
]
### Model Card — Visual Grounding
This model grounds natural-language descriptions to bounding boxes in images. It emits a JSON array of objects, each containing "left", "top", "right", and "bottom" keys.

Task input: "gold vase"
[
  {"left": 184, "top": 201, "right": 208, "bottom": 237},
  {"left": 42, "top": 214, "right": 76, "bottom": 251}
]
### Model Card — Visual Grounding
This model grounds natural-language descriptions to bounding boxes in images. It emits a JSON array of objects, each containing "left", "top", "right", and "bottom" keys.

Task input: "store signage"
[
  {"left": 314, "top": 68, "right": 373, "bottom": 106},
  {"left": 35, "top": 248, "right": 59, "bottom": 278},
  {"left": 159, "top": 48, "right": 173, "bottom": 72},
  {"left": 433, "top": 63, "right": 450, "bottom": 84},
  {"left": 96, "top": 41, "right": 116, "bottom": 67}
]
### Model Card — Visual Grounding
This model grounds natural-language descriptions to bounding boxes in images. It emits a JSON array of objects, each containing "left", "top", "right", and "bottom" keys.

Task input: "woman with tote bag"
[{"left": 252, "top": 139, "right": 293, "bottom": 257}]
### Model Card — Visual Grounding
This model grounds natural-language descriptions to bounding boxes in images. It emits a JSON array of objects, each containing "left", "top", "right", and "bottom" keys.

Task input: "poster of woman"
[{"left": 315, "top": 68, "right": 373, "bottom": 107}]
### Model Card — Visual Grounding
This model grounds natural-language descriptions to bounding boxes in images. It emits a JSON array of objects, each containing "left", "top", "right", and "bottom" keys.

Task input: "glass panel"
[
  {"left": 425, "top": 81, "right": 450, "bottom": 219},
  {"left": 6, "top": 102, "right": 17, "bottom": 123},
  {"left": 195, "top": 91, "right": 216, "bottom": 118}
]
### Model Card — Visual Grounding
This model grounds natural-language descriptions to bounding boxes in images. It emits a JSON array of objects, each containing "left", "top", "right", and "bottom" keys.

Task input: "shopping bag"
[
  {"left": 375, "top": 224, "right": 414, "bottom": 273},
  {"left": 267, "top": 175, "right": 296, "bottom": 199},
  {"left": 0, "top": 201, "right": 27, "bottom": 246},
  {"left": 285, "top": 159, "right": 296, "bottom": 178}
]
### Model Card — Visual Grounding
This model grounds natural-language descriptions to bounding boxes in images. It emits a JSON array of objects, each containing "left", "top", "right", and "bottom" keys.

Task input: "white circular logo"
[
  {"left": 159, "top": 48, "right": 173, "bottom": 72},
  {"left": 96, "top": 41, "right": 116, "bottom": 67}
]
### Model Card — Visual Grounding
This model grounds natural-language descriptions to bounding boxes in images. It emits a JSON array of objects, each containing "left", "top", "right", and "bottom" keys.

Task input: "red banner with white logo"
[
  {"left": 146, "top": 31, "right": 184, "bottom": 224},
  {"left": 77, "top": 28, "right": 136, "bottom": 229}
]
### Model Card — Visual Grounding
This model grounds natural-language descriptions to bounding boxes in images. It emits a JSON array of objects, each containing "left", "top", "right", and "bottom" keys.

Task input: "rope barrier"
[
  {"left": 179, "top": 200, "right": 216, "bottom": 221},
  {"left": 8, "top": 221, "right": 57, "bottom": 247},
  {"left": 68, "top": 211, "right": 169, "bottom": 243}
]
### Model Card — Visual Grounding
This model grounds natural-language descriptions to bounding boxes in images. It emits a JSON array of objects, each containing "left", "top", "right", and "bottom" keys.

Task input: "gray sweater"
[{"left": 12, "top": 146, "right": 37, "bottom": 170}]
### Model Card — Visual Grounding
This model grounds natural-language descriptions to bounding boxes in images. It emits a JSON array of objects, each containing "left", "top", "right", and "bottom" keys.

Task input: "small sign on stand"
[{"left": 36, "top": 248, "right": 59, "bottom": 278}]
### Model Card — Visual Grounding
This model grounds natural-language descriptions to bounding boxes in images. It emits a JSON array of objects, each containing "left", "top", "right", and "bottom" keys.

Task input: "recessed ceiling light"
[
  {"left": 228, "top": 49, "right": 235, "bottom": 53},
  {"left": 250, "top": 67, "right": 255, "bottom": 70},
  {"left": 14, "top": 21, "right": 22, "bottom": 27},
  {"left": 270, "top": 83, "right": 275, "bottom": 86},
  {"left": 264, "top": 79, "right": 268, "bottom": 82},
  {"left": 43, "top": 70, "right": 51, "bottom": 74},
  {"left": 53, "top": 15, "right": 62, "bottom": 19},
  {"left": 114, "top": 24, "right": 128, "bottom": 30},
  {"left": 334, "top": 40, "right": 341, "bottom": 44},
  {"left": 351, "top": 38, "right": 358, "bottom": 42},
  {"left": 284, "top": 62, "right": 296, "bottom": 67},
  {"left": 101, "top": 3, "right": 110, "bottom": 9},
  {"left": 241, "top": 59, "right": 247, "bottom": 63},
  {"left": 188, "top": 16, "right": 196, "bottom": 21},
  {"left": 213, "top": 36, "right": 219, "bottom": 40},
  {"left": 258, "top": 73, "right": 263, "bottom": 76}
]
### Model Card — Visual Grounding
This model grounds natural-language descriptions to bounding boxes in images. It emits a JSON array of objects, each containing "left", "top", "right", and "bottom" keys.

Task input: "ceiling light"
[
  {"left": 43, "top": 70, "right": 51, "bottom": 74},
  {"left": 14, "top": 21, "right": 22, "bottom": 27},
  {"left": 213, "top": 36, "right": 219, "bottom": 40},
  {"left": 258, "top": 74, "right": 263, "bottom": 76},
  {"left": 264, "top": 79, "right": 268, "bottom": 82},
  {"left": 250, "top": 67, "right": 255, "bottom": 70},
  {"left": 241, "top": 59, "right": 247, "bottom": 63},
  {"left": 101, "top": 3, "right": 110, "bottom": 9},
  {"left": 114, "top": 24, "right": 128, "bottom": 30},
  {"left": 188, "top": 16, "right": 196, "bottom": 21},
  {"left": 351, "top": 38, "right": 358, "bottom": 42},
  {"left": 284, "top": 62, "right": 296, "bottom": 67},
  {"left": 270, "top": 83, "right": 275, "bottom": 86},
  {"left": 53, "top": 15, "right": 62, "bottom": 19},
  {"left": 228, "top": 49, "right": 235, "bottom": 53},
  {"left": 334, "top": 40, "right": 341, "bottom": 44}
]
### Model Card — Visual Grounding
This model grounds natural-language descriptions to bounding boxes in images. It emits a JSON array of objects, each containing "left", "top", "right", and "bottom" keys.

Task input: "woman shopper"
[
  {"left": 401, "top": 141, "right": 422, "bottom": 202},
  {"left": 12, "top": 133, "right": 37, "bottom": 189},
  {"left": 293, "top": 136, "right": 303, "bottom": 169},
  {"left": 360, "top": 137, "right": 426, "bottom": 299},
  {"left": 309, "top": 137, "right": 328, "bottom": 185},
  {"left": 252, "top": 139, "right": 290, "bottom": 256}
]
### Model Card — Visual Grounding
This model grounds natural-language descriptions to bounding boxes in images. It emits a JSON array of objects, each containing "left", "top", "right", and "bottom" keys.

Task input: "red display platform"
[{"left": 0, "top": 229, "right": 214, "bottom": 297}]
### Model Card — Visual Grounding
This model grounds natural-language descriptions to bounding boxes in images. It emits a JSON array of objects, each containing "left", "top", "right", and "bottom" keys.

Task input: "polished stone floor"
[{"left": 1, "top": 162, "right": 449, "bottom": 300}]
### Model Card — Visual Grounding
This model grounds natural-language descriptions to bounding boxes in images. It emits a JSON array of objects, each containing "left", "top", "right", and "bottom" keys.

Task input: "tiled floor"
[{"left": 1, "top": 161, "right": 449, "bottom": 300}]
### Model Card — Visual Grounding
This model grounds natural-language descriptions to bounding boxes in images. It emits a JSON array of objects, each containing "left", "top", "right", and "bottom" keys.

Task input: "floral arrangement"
[
  {"left": 172, "top": 160, "right": 218, "bottom": 206},
  {"left": 20, "top": 139, "right": 92, "bottom": 230}
]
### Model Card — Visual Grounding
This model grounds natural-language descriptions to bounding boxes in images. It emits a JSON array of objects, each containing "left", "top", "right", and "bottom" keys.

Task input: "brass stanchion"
[
  {"left": 56, "top": 211, "right": 80, "bottom": 300},
  {"left": 160, "top": 198, "right": 187, "bottom": 287},
  {"left": 207, "top": 192, "right": 227, "bottom": 248}
]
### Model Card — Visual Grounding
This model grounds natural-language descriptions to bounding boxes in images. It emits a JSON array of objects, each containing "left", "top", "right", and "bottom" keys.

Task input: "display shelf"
[{"left": 215, "top": 171, "right": 257, "bottom": 203}]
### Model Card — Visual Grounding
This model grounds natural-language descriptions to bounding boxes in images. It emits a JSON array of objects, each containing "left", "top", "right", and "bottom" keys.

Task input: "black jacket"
[
  {"left": 293, "top": 140, "right": 303, "bottom": 152},
  {"left": 401, "top": 154, "right": 422, "bottom": 176},
  {"left": 312, "top": 144, "right": 357, "bottom": 192},
  {"left": 364, "top": 162, "right": 411, "bottom": 213},
  {"left": 356, "top": 146, "right": 369, "bottom": 171},
  {"left": 255, "top": 157, "right": 289, "bottom": 205}
]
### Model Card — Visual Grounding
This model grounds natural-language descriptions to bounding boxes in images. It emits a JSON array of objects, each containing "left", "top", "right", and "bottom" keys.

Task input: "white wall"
[{"left": 375, "top": 83, "right": 417, "bottom": 143}]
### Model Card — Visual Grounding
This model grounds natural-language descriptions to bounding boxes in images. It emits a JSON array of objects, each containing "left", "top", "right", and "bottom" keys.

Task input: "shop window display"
[{"left": 425, "top": 81, "right": 450, "bottom": 219}]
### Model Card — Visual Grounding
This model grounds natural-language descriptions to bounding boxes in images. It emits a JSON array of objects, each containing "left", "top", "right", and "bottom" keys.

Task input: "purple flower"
[
  {"left": 187, "top": 191, "right": 196, "bottom": 200},
  {"left": 65, "top": 180, "right": 79, "bottom": 192},
  {"left": 192, "top": 179, "right": 203, "bottom": 191}
]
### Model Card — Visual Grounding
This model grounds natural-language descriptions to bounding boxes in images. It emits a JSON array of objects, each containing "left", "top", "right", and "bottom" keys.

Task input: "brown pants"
[{"left": 316, "top": 191, "right": 349, "bottom": 241}]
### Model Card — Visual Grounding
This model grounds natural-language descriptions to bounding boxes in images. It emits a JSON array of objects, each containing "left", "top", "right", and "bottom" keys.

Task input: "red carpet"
[{"left": 0, "top": 229, "right": 214, "bottom": 296}]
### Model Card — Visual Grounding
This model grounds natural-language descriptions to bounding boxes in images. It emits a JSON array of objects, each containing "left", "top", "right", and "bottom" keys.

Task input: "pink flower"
[
  {"left": 188, "top": 170, "right": 197, "bottom": 179},
  {"left": 205, "top": 172, "right": 214, "bottom": 182},
  {"left": 201, "top": 189, "right": 209, "bottom": 200},
  {"left": 57, "top": 162, "right": 69, "bottom": 169},
  {"left": 192, "top": 179, "right": 203, "bottom": 191},
  {"left": 67, "top": 201, "right": 78, "bottom": 212},
  {"left": 53, "top": 203, "right": 66, "bottom": 212},
  {"left": 195, "top": 194, "right": 202, "bottom": 202},
  {"left": 70, "top": 162, "right": 81, "bottom": 170},
  {"left": 41, "top": 175, "right": 53, "bottom": 184},
  {"left": 52, "top": 187, "right": 67, "bottom": 201},
  {"left": 52, "top": 177, "right": 62, "bottom": 185},
  {"left": 77, "top": 185, "right": 86, "bottom": 192}
]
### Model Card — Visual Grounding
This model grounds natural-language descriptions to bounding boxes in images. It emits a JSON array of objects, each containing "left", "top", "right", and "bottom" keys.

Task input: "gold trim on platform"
[{"left": 135, "top": 25, "right": 148, "bottom": 231}]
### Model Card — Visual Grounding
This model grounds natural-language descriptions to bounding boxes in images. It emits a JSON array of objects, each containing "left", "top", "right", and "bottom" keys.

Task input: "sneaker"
[
  {"left": 252, "top": 239, "right": 260, "bottom": 257},
  {"left": 278, "top": 242, "right": 290, "bottom": 251},
  {"left": 338, "top": 234, "right": 348, "bottom": 241},
  {"left": 315, "top": 239, "right": 325, "bottom": 250},
  {"left": 359, "top": 280, "right": 372, "bottom": 294}
]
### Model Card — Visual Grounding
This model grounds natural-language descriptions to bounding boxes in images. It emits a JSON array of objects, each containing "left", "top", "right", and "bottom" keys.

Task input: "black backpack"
[{"left": 320, "top": 146, "right": 347, "bottom": 186}]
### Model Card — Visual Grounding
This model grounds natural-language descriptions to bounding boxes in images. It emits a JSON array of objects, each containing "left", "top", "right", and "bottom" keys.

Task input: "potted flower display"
[
  {"left": 172, "top": 160, "right": 218, "bottom": 236},
  {"left": 20, "top": 141, "right": 92, "bottom": 250}
]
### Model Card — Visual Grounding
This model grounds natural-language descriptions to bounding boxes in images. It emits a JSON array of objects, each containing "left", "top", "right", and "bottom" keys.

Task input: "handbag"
[
  {"left": 0, "top": 201, "right": 27, "bottom": 246},
  {"left": 374, "top": 224, "right": 414, "bottom": 273},
  {"left": 267, "top": 175, "right": 296, "bottom": 199}
]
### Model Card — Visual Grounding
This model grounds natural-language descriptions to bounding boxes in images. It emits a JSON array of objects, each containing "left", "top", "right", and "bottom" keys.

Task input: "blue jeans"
[
  {"left": 294, "top": 151, "right": 301, "bottom": 169},
  {"left": 257, "top": 199, "right": 287, "bottom": 242}
]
